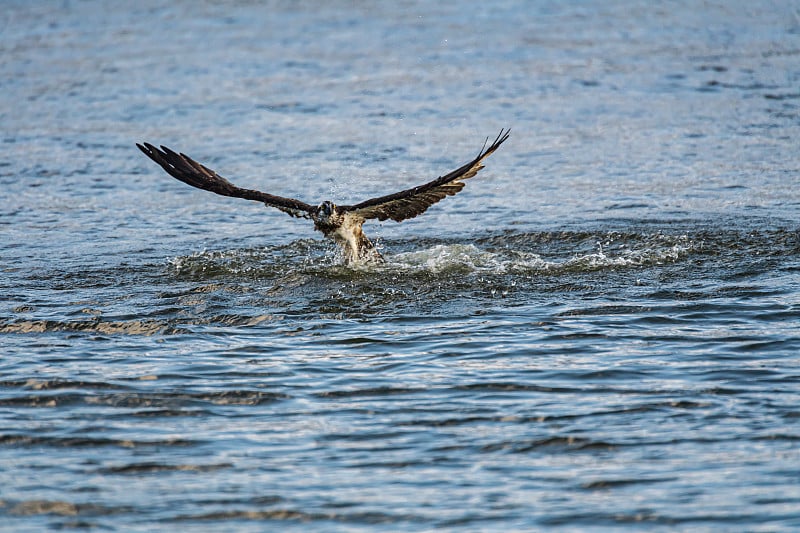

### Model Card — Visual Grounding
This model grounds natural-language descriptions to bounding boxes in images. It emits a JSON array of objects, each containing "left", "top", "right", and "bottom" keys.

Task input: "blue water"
[{"left": 2, "top": 1, "right": 800, "bottom": 530}]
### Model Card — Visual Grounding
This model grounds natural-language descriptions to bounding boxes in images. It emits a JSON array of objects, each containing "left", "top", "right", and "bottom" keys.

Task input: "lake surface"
[{"left": 2, "top": 1, "right": 800, "bottom": 530}]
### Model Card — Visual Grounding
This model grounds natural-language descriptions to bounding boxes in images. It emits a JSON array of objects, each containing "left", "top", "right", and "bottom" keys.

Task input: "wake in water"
[
  {"left": 168, "top": 231, "right": 694, "bottom": 278},
  {"left": 11, "top": 225, "right": 779, "bottom": 335}
]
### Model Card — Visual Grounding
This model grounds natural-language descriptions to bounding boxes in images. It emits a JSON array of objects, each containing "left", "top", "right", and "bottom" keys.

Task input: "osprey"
[{"left": 137, "top": 129, "right": 509, "bottom": 264}]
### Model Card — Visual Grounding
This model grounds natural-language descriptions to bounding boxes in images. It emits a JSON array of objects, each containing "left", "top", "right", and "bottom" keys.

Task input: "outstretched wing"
[
  {"left": 341, "top": 129, "right": 510, "bottom": 222},
  {"left": 136, "top": 143, "right": 316, "bottom": 219}
]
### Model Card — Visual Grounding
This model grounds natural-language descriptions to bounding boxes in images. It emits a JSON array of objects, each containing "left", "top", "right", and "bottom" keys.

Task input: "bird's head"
[{"left": 317, "top": 201, "right": 336, "bottom": 220}]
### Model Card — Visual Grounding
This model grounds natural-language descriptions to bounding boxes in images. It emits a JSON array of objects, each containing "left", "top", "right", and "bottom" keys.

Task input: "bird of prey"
[{"left": 137, "top": 129, "right": 509, "bottom": 264}]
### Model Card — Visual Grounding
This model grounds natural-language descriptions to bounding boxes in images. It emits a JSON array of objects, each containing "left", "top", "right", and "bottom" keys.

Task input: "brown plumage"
[{"left": 137, "top": 129, "right": 509, "bottom": 264}]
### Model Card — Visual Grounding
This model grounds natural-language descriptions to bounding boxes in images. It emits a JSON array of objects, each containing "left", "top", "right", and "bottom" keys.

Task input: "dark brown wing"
[
  {"left": 341, "top": 129, "right": 509, "bottom": 222},
  {"left": 136, "top": 143, "right": 315, "bottom": 219}
]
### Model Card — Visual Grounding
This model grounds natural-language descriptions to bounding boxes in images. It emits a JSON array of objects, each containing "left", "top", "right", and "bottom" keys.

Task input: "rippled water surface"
[{"left": 2, "top": 1, "right": 800, "bottom": 530}]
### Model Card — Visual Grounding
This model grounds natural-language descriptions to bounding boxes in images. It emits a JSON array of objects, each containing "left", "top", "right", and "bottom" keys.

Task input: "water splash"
[
  {"left": 165, "top": 232, "right": 694, "bottom": 278},
  {"left": 387, "top": 236, "right": 691, "bottom": 275},
  {"left": 390, "top": 244, "right": 550, "bottom": 274}
]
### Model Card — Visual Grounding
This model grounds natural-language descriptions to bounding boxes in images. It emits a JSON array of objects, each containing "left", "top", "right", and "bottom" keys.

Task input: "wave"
[{"left": 0, "top": 319, "right": 178, "bottom": 335}]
